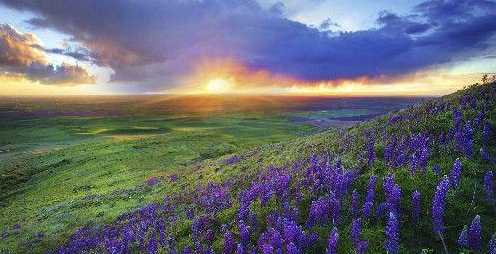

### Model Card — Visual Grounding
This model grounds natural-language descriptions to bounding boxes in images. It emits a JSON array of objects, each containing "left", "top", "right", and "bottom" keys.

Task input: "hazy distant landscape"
[
  {"left": 0, "top": 95, "right": 426, "bottom": 161},
  {"left": 1, "top": 0, "right": 496, "bottom": 253}
]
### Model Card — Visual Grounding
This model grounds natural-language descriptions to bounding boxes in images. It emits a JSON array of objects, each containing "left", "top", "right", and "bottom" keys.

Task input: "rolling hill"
[{"left": 1, "top": 81, "right": 496, "bottom": 253}]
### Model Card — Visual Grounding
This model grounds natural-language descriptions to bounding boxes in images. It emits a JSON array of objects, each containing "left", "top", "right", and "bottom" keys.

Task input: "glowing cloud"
[
  {"left": 165, "top": 58, "right": 479, "bottom": 96},
  {"left": 0, "top": 24, "right": 96, "bottom": 86}
]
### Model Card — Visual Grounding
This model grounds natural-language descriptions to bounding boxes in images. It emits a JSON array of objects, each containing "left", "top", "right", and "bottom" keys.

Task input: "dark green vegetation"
[{"left": 0, "top": 95, "right": 422, "bottom": 252}]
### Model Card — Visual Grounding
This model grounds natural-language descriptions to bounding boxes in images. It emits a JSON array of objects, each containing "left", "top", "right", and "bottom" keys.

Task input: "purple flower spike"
[
  {"left": 468, "top": 215, "right": 482, "bottom": 251},
  {"left": 432, "top": 176, "right": 450, "bottom": 235},
  {"left": 481, "top": 148, "right": 496, "bottom": 164},
  {"left": 365, "top": 176, "right": 377, "bottom": 204},
  {"left": 484, "top": 171, "right": 495, "bottom": 204},
  {"left": 326, "top": 227, "right": 339, "bottom": 254},
  {"left": 489, "top": 232, "right": 496, "bottom": 251},
  {"left": 182, "top": 246, "right": 192, "bottom": 254},
  {"left": 385, "top": 212, "right": 399, "bottom": 254},
  {"left": 262, "top": 244, "right": 273, "bottom": 254},
  {"left": 351, "top": 219, "right": 368, "bottom": 254},
  {"left": 351, "top": 190, "right": 359, "bottom": 220},
  {"left": 351, "top": 219, "right": 362, "bottom": 246},
  {"left": 356, "top": 241, "right": 368, "bottom": 254},
  {"left": 457, "top": 225, "right": 468, "bottom": 248},
  {"left": 236, "top": 243, "right": 245, "bottom": 254},
  {"left": 449, "top": 158, "right": 462, "bottom": 189},
  {"left": 239, "top": 221, "right": 250, "bottom": 247},
  {"left": 362, "top": 202, "right": 373, "bottom": 219},
  {"left": 223, "top": 232, "right": 236, "bottom": 254},
  {"left": 286, "top": 242, "right": 300, "bottom": 254}
]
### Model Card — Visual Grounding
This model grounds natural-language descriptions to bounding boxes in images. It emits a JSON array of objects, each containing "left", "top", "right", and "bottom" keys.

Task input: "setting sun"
[{"left": 206, "top": 79, "right": 232, "bottom": 93}]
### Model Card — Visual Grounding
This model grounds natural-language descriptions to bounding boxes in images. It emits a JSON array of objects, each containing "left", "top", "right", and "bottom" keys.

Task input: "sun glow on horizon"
[
  {"left": 205, "top": 79, "right": 233, "bottom": 94},
  {"left": 151, "top": 58, "right": 482, "bottom": 97}
]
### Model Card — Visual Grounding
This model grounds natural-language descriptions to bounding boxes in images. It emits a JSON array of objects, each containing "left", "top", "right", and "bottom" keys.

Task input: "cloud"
[
  {"left": 0, "top": 23, "right": 46, "bottom": 67},
  {"left": 1, "top": 0, "right": 495, "bottom": 92},
  {"left": 0, "top": 23, "right": 95, "bottom": 85}
]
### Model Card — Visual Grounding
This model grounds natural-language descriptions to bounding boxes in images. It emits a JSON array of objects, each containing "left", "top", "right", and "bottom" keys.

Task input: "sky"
[{"left": 0, "top": 0, "right": 495, "bottom": 96}]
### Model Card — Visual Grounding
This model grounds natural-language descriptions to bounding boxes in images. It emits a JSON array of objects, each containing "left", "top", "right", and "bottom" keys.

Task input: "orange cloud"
[
  {"left": 0, "top": 24, "right": 96, "bottom": 86},
  {"left": 167, "top": 58, "right": 475, "bottom": 96},
  {"left": 0, "top": 24, "right": 47, "bottom": 67}
]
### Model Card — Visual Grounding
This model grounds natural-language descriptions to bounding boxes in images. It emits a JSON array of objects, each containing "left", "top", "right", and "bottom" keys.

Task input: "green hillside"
[{"left": 1, "top": 81, "right": 496, "bottom": 253}]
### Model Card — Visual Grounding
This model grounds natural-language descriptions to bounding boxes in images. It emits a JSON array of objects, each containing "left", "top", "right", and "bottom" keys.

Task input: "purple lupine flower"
[
  {"left": 375, "top": 202, "right": 390, "bottom": 219},
  {"left": 468, "top": 215, "right": 482, "bottom": 251},
  {"left": 262, "top": 244, "right": 273, "bottom": 254},
  {"left": 432, "top": 176, "right": 450, "bottom": 235},
  {"left": 491, "top": 248, "right": 496, "bottom": 254},
  {"left": 356, "top": 241, "right": 368, "bottom": 254},
  {"left": 0, "top": 230, "right": 8, "bottom": 239},
  {"left": 147, "top": 234, "right": 158, "bottom": 254},
  {"left": 326, "top": 227, "right": 339, "bottom": 254},
  {"left": 224, "top": 155, "right": 241, "bottom": 164},
  {"left": 282, "top": 220, "right": 300, "bottom": 244},
  {"left": 384, "top": 138, "right": 396, "bottom": 166},
  {"left": 350, "top": 219, "right": 360, "bottom": 242},
  {"left": 481, "top": 148, "right": 496, "bottom": 164},
  {"left": 268, "top": 228, "right": 283, "bottom": 249},
  {"left": 411, "top": 191, "right": 420, "bottom": 227},
  {"left": 449, "top": 158, "right": 462, "bottom": 189},
  {"left": 484, "top": 171, "right": 495, "bottom": 204},
  {"left": 186, "top": 208, "right": 195, "bottom": 219},
  {"left": 419, "top": 146, "right": 429, "bottom": 173},
  {"left": 286, "top": 242, "right": 300, "bottom": 254},
  {"left": 223, "top": 232, "right": 236, "bottom": 254},
  {"left": 182, "top": 246, "right": 192, "bottom": 254},
  {"left": 239, "top": 220, "right": 250, "bottom": 247},
  {"left": 351, "top": 219, "right": 362, "bottom": 247},
  {"left": 433, "top": 164, "right": 441, "bottom": 175},
  {"left": 383, "top": 173, "right": 394, "bottom": 193},
  {"left": 489, "top": 233, "right": 496, "bottom": 251},
  {"left": 351, "top": 190, "right": 359, "bottom": 220},
  {"left": 365, "top": 176, "right": 377, "bottom": 205},
  {"left": 362, "top": 202, "right": 373, "bottom": 219},
  {"left": 236, "top": 243, "right": 245, "bottom": 254},
  {"left": 385, "top": 212, "right": 399, "bottom": 254},
  {"left": 329, "top": 194, "right": 341, "bottom": 225},
  {"left": 457, "top": 225, "right": 468, "bottom": 248},
  {"left": 386, "top": 184, "right": 401, "bottom": 216},
  {"left": 453, "top": 108, "right": 462, "bottom": 127}
]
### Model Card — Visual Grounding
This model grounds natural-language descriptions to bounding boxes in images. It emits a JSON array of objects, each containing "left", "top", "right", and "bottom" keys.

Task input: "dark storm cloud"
[
  {"left": 1, "top": 0, "right": 495, "bottom": 90},
  {"left": 0, "top": 24, "right": 96, "bottom": 85}
]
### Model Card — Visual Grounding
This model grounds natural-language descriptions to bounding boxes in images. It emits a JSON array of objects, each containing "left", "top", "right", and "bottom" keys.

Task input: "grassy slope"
[
  {"left": 164, "top": 83, "right": 495, "bottom": 253},
  {"left": 1, "top": 84, "right": 495, "bottom": 253},
  {"left": 0, "top": 113, "right": 316, "bottom": 253}
]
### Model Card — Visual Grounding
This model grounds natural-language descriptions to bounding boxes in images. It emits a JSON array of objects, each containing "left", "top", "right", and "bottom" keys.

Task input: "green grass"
[
  {"left": 0, "top": 110, "right": 321, "bottom": 252},
  {"left": 1, "top": 89, "right": 490, "bottom": 254}
]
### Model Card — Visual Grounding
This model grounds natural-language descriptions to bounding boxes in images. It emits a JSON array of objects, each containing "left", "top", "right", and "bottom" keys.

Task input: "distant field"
[{"left": 0, "top": 95, "right": 425, "bottom": 252}]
